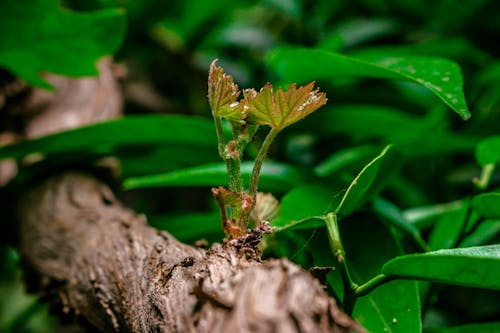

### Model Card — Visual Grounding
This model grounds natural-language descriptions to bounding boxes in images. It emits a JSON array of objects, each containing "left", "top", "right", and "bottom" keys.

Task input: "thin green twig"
[
  {"left": 249, "top": 127, "right": 279, "bottom": 200},
  {"left": 354, "top": 274, "right": 392, "bottom": 297}
]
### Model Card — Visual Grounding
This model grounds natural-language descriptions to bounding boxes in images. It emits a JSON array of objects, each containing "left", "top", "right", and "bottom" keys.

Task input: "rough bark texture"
[{"left": 18, "top": 172, "right": 365, "bottom": 333}]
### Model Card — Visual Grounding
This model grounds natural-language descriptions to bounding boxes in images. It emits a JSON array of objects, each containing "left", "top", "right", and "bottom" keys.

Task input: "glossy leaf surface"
[
  {"left": 268, "top": 47, "right": 470, "bottom": 119},
  {"left": 472, "top": 193, "right": 500, "bottom": 219},
  {"left": 124, "top": 161, "right": 304, "bottom": 191},
  {"left": 341, "top": 217, "right": 421, "bottom": 333},
  {"left": 335, "top": 145, "right": 400, "bottom": 217},
  {"left": 0, "top": 0, "right": 126, "bottom": 88},
  {"left": 0, "top": 116, "right": 216, "bottom": 160},
  {"left": 383, "top": 245, "right": 500, "bottom": 290},
  {"left": 476, "top": 136, "right": 500, "bottom": 166},
  {"left": 273, "top": 185, "right": 336, "bottom": 230}
]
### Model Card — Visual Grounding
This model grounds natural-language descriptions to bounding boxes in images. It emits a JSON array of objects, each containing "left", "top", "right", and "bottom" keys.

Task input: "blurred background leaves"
[{"left": 0, "top": 0, "right": 499, "bottom": 331}]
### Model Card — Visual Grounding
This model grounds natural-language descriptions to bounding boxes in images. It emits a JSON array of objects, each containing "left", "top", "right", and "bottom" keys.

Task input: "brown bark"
[
  {"left": 18, "top": 172, "right": 365, "bottom": 333},
  {"left": 6, "top": 60, "right": 366, "bottom": 332}
]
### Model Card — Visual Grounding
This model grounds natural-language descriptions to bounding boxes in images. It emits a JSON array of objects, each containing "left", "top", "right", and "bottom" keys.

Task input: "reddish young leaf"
[
  {"left": 243, "top": 82, "right": 327, "bottom": 130},
  {"left": 207, "top": 59, "right": 244, "bottom": 122}
]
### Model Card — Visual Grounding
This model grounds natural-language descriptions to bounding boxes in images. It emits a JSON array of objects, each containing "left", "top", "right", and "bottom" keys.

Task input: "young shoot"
[{"left": 207, "top": 59, "right": 327, "bottom": 239}]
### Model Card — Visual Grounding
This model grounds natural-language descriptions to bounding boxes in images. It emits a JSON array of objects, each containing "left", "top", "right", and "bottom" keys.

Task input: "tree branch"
[{"left": 17, "top": 172, "right": 366, "bottom": 333}]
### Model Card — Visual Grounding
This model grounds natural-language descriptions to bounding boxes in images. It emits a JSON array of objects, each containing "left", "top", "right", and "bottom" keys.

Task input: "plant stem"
[
  {"left": 213, "top": 116, "right": 226, "bottom": 158},
  {"left": 229, "top": 127, "right": 243, "bottom": 193},
  {"left": 324, "top": 213, "right": 357, "bottom": 315},
  {"left": 354, "top": 274, "right": 392, "bottom": 297},
  {"left": 473, "top": 163, "right": 495, "bottom": 191},
  {"left": 227, "top": 155, "right": 242, "bottom": 193},
  {"left": 325, "top": 213, "right": 344, "bottom": 256},
  {"left": 213, "top": 117, "right": 242, "bottom": 193},
  {"left": 248, "top": 127, "right": 279, "bottom": 201}
]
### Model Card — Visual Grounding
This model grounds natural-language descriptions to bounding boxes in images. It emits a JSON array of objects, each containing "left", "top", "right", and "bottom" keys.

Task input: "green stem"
[
  {"left": 354, "top": 274, "right": 392, "bottom": 297},
  {"left": 213, "top": 117, "right": 242, "bottom": 193},
  {"left": 473, "top": 163, "right": 495, "bottom": 191},
  {"left": 227, "top": 156, "right": 242, "bottom": 193},
  {"left": 325, "top": 213, "right": 357, "bottom": 315},
  {"left": 213, "top": 116, "right": 226, "bottom": 159},
  {"left": 325, "top": 213, "right": 344, "bottom": 258},
  {"left": 248, "top": 127, "right": 280, "bottom": 200},
  {"left": 229, "top": 126, "right": 242, "bottom": 193}
]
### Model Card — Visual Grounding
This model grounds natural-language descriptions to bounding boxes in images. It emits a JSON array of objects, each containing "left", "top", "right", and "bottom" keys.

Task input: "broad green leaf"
[
  {"left": 297, "top": 106, "right": 478, "bottom": 158},
  {"left": 0, "top": 0, "right": 126, "bottom": 88},
  {"left": 460, "top": 220, "right": 500, "bottom": 247},
  {"left": 382, "top": 245, "right": 500, "bottom": 290},
  {"left": 399, "top": 134, "right": 479, "bottom": 158},
  {"left": 149, "top": 213, "right": 223, "bottom": 242},
  {"left": 403, "top": 200, "right": 465, "bottom": 230},
  {"left": 373, "top": 197, "right": 429, "bottom": 251},
  {"left": 0, "top": 115, "right": 216, "bottom": 160},
  {"left": 156, "top": 0, "right": 238, "bottom": 48},
  {"left": 342, "top": 216, "right": 421, "bottom": 333},
  {"left": 119, "top": 145, "right": 218, "bottom": 178},
  {"left": 425, "top": 322, "right": 500, "bottom": 333},
  {"left": 202, "top": 22, "right": 275, "bottom": 51},
  {"left": 314, "top": 144, "right": 378, "bottom": 177},
  {"left": 429, "top": 201, "right": 470, "bottom": 250},
  {"left": 124, "top": 161, "right": 305, "bottom": 191},
  {"left": 301, "top": 105, "right": 430, "bottom": 143},
  {"left": 349, "top": 37, "right": 489, "bottom": 65},
  {"left": 323, "top": 18, "right": 398, "bottom": 50},
  {"left": 476, "top": 136, "right": 500, "bottom": 166},
  {"left": 472, "top": 193, "right": 500, "bottom": 219},
  {"left": 335, "top": 145, "right": 400, "bottom": 217},
  {"left": 267, "top": 47, "right": 470, "bottom": 119},
  {"left": 273, "top": 185, "right": 337, "bottom": 230}
]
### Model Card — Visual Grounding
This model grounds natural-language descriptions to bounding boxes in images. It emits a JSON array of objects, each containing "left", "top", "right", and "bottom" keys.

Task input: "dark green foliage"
[
  {"left": 0, "top": 0, "right": 126, "bottom": 89},
  {"left": 1, "top": 0, "right": 499, "bottom": 332}
]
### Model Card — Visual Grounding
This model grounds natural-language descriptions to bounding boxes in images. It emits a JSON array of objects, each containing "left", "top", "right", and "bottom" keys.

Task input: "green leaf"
[
  {"left": 342, "top": 216, "right": 421, "bottom": 333},
  {"left": 302, "top": 105, "right": 430, "bottom": 143},
  {"left": 382, "top": 245, "right": 500, "bottom": 290},
  {"left": 297, "top": 105, "right": 478, "bottom": 159},
  {"left": 335, "top": 145, "right": 400, "bottom": 217},
  {"left": 0, "top": 115, "right": 216, "bottom": 160},
  {"left": 314, "top": 144, "right": 378, "bottom": 177},
  {"left": 425, "top": 322, "right": 500, "bottom": 333},
  {"left": 473, "top": 193, "right": 500, "bottom": 219},
  {"left": 0, "top": 0, "right": 126, "bottom": 88},
  {"left": 349, "top": 37, "right": 489, "bottom": 65},
  {"left": 149, "top": 213, "right": 223, "bottom": 242},
  {"left": 267, "top": 47, "right": 470, "bottom": 119},
  {"left": 403, "top": 200, "right": 465, "bottom": 230},
  {"left": 429, "top": 201, "right": 470, "bottom": 250},
  {"left": 476, "top": 136, "right": 500, "bottom": 166},
  {"left": 323, "top": 18, "right": 398, "bottom": 50},
  {"left": 460, "top": 220, "right": 500, "bottom": 248},
  {"left": 124, "top": 161, "right": 305, "bottom": 191},
  {"left": 373, "top": 197, "right": 429, "bottom": 251},
  {"left": 273, "top": 185, "right": 337, "bottom": 230},
  {"left": 119, "top": 145, "right": 218, "bottom": 178}
]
